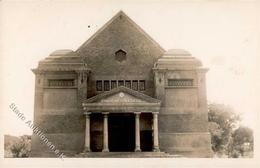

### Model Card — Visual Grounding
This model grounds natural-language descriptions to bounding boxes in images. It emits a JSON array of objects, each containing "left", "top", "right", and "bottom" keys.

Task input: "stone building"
[{"left": 31, "top": 11, "right": 213, "bottom": 157}]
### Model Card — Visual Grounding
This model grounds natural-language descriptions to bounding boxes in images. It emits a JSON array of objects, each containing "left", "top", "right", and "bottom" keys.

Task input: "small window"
[
  {"left": 139, "top": 80, "right": 145, "bottom": 91},
  {"left": 125, "top": 80, "right": 131, "bottom": 89},
  {"left": 115, "top": 49, "right": 127, "bottom": 62},
  {"left": 111, "top": 80, "right": 117, "bottom": 89},
  {"left": 168, "top": 79, "right": 193, "bottom": 86},
  {"left": 132, "top": 80, "right": 138, "bottom": 91},
  {"left": 118, "top": 80, "right": 124, "bottom": 87},
  {"left": 48, "top": 79, "right": 74, "bottom": 87},
  {"left": 104, "top": 80, "right": 110, "bottom": 91},
  {"left": 96, "top": 80, "right": 103, "bottom": 91}
]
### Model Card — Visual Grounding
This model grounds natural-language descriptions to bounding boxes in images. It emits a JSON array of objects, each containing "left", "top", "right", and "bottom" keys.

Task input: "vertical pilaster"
[
  {"left": 134, "top": 112, "right": 141, "bottom": 152},
  {"left": 83, "top": 111, "right": 91, "bottom": 152},
  {"left": 77, "top": 70, "right": 88, "bottom": 107},
  {"left": 196, "top": 68, "right": 209, "bottom": 113},
  {"left": 154, "top": 69, "right": 166, "bottom": 114},
  {"left": 154, "top": 69, "right": 166, "bottom": 100},
  {"left": 32, "top": 70, "right": 45, "bottom": 120},
  {"left": 31, "top": 70, "right": 45, "bottom": 154},
  {"left": 102, "top": 112, "right": 109, "bottom": 152},
  {"left": 152, "top": 112, "right": 160, "bottom": 152}
]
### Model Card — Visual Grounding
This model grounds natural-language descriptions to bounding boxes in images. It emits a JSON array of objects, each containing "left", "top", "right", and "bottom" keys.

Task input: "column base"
[
  {"left": 102, "top": 149, "right": 109, "bottom": 152},
  {"left": 153, "top": 147, "right": 160, "bottom": 152},
  {"left": 135, "top": 148, "right": 141, "bottom": 152},
  {"left": 83, "top": 147, "right": 91, "bottom": 152}
]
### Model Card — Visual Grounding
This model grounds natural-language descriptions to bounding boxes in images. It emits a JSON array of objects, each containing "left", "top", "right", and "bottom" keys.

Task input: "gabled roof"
[
  {"left": 83, "top": 86, "right": 161, "bottom": 104},
  {"left": 76, "top": 10, "right": 165, "bottom": 52}
]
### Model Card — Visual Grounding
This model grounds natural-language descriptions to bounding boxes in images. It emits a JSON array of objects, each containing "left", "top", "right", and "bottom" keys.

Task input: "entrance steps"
[{"left": 75, "top": 152, "right": 181, "bottom": 158}]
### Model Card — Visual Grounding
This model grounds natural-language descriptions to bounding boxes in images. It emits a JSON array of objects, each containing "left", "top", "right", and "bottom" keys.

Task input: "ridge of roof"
[{"left": 76, "top": 10, "right": 165, "bottom": 53}]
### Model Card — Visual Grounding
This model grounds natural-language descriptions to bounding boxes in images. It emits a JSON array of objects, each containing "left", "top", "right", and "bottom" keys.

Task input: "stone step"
[{"left": 74, "top": 152, "right": 181, "bottom": 158}]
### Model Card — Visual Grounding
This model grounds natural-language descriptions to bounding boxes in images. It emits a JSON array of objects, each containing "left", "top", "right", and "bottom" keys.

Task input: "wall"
[
  {"left": 31, "top": 72, "right": 85, "bottom": 157},
  {"left": 155, "top": 69, "right": 213, "bottom": 157},
  {"left": 77, "top": 13, "right": 164, "bottom": 98}
]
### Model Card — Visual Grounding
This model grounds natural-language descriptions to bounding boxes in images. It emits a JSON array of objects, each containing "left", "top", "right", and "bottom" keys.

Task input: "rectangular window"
[
  {"left": 111, "top": 80, "right": 117, "bottom": 89},
  {"left": 48, "top": 79, "right": 74, "bottom": 87},
  {"left": 104, "top": 80, "right": 110, "bottom": 91},
  {"left": 139, "top": 80, "right": 145, "bottom": 91},
  {"left": 168, "top": 79, "right": 193, "bottom": 86},
  {"left": 118, "top": 80, "right": 124, "bottom": 87},
  {"left": 125, "top": 80, "right": 131, "bottom": 89},
  {"left": 132, "top": 80, "right": 138, "bottom": 91},
  {"left": 96, "top": 80, "right": 103, "bottom": 91}
]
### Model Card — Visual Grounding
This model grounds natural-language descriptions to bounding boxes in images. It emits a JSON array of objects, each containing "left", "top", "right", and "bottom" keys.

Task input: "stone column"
[
  {"left": 83, "top": 111, "right": 91, "bottom": 152},
  {"left": 134, "top": 112, "right": 141, "bottom": 152},
  {"left": 152, "top": 112, "right": 160, "bottom": 152},
  {"left": 102, "top": 112, "right": 109, "bottom": 152}
]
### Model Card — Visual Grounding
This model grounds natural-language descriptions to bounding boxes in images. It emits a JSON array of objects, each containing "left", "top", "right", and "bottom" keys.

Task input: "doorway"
[{"left": 108, "top": 113, "right": 135, "bottom": 152}]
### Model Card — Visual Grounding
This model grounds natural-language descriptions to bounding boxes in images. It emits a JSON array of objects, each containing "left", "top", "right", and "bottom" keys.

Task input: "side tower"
[
  {"left": 153, "top": 49, "right": 213, "bottom": 157},
  {"left": 31, "top": 50, "right": 90, "bottom": 157}
]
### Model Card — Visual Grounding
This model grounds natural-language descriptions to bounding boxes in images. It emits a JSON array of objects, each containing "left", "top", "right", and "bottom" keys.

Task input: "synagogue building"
[{"left": 31, "top": 11, "right": 213, "bottom": 157}]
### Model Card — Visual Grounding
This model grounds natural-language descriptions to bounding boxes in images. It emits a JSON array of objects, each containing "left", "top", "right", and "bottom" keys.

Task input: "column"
[
  {"left": 134, "top": 112, "right": 141, "bottom": 152},
  {"left": 102, "top": 112, "right": 109, "bottom": 152},
  {"left": 84, "top": 111, "right": 91, "bottom": 152},
  {"left": 152, "top": 112, "right": 160, "bottom": 152}
]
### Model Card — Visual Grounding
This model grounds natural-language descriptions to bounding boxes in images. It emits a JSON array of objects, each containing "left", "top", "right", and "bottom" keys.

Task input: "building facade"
[{"left": 31, "top": 11, "right": 213, "bottom": 157}]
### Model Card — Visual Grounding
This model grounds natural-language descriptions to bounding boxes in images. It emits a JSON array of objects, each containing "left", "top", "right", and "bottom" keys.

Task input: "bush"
[
  {"left": 208, "top": 103, "right": 253, "bottom": 158},
  {"left": 9, "top": 135, "right": 31, "bottom": 157}
]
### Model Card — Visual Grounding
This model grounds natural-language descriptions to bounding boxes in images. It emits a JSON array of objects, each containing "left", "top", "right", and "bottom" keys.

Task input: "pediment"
[
  {"left": 84, "top": 86, "right": 160, "bottom": 104},
  {"left": 98, "top": 92, "right": 147, "bottom": 103}
]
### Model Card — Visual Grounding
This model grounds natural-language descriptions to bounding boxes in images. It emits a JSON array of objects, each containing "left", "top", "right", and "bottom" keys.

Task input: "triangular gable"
[
  {"left": 98, "top": 92, "right": 146, "bottom": 103},
  {"left": 84, "top": 86, "right": 161, "bottom": 104},
  {"left": 76, "top": 11, "right": 165, "bottom": 52}
]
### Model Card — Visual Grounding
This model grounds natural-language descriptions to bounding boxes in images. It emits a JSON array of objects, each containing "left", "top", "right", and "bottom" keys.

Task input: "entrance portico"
[{"left": 82, "top": 86, "right": 161, "bottom": 153}]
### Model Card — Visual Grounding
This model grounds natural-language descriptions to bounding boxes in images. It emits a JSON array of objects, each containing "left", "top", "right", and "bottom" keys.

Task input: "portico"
[{"left": 82, "top": 86, "right": 161, "bottom": 152}]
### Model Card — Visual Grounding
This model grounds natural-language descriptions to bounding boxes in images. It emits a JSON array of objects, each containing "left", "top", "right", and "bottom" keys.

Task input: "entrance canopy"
[{"left": 82, "top": 86, "right": 161, "bottom": 113}]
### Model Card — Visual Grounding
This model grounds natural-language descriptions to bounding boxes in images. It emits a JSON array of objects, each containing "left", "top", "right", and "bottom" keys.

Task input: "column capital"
[
  {"left": 84, "top": 112, "right": 92, "bottom": 115},
  {"left": 134, "top": 112, "right": 141, "bottom": 115},
  {"left": 152, "top": 112, "right": 159, "bottom": 115},
  {"left": 102, "top": 112, "right": 109, "bottom": 115}
]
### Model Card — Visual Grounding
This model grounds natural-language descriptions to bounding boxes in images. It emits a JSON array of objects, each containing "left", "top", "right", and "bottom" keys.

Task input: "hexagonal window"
[{"left": 115, "top": 49, "right": 127, "bottom": 62}]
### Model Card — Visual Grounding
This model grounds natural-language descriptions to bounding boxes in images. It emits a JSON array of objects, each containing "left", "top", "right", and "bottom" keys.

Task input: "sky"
[{"left": 0, "top": 0, "right": 259, "bottom": 136}]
